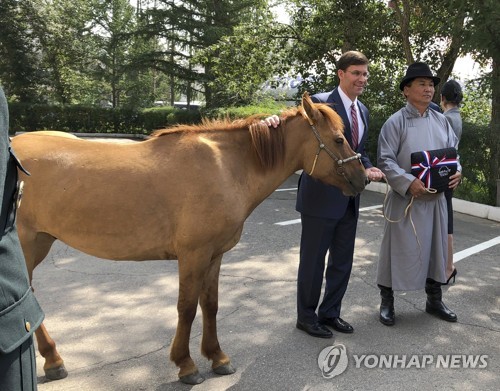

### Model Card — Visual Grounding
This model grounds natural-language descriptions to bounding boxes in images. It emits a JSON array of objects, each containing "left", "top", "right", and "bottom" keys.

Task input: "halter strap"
[
  {"left": 308, "top": 123, "right": 361, "bottom": 170},
  {"left": 302, "top": 113, "right": 363, "bottom": 194}
]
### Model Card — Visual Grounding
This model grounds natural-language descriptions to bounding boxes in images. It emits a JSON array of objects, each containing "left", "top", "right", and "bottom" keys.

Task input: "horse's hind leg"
[
  {"left": 35, "top": 323, "right": 67, "bottom": 379},
  {"left": 20, "top": 230, "right": 68, "bottom": 380},
  {"left": 199, "top": 254, "right": 234, "bottom": 376}
]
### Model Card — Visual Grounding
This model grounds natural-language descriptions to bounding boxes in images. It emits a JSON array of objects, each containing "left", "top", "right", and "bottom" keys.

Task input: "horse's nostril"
[{"left": 365, "top": 178, "right": 371, "bottom": 185}]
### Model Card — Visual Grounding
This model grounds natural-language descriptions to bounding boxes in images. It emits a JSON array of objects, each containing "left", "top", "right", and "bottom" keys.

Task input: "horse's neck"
[{"left": 150, "top": 126, "right": 305, "bottom": 212}]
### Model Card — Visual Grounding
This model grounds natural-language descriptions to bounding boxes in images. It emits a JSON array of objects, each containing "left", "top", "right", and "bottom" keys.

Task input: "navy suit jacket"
[{"left": 296, "top": 88, "right": 373, "bottom": 219}]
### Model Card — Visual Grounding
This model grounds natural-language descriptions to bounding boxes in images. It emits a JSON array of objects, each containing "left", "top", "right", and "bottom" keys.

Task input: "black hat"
[{"left": 399, "top": 62, "right": 440, "bottom": 91}]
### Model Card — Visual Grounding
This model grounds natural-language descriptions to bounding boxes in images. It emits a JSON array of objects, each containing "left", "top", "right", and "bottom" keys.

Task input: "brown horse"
[{"left": 12, "top": 92, "right": 366, "bottom": 384}]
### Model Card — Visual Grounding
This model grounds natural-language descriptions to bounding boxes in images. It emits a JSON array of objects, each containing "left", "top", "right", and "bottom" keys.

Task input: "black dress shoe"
[
  {"left": 320, "top": 317, "right": 354, "bottom": 334},
  {"left": 296, "top": 320, "right": 333, "bottom": 338}
]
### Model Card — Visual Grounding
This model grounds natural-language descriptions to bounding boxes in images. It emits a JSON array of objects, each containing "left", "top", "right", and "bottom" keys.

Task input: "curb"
[{"left": 365, "top": 181, "right": 500, "bottom": 223}]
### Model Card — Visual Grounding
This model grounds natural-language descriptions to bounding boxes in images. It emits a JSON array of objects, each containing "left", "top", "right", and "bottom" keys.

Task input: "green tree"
[
  {"left": 4, "top": 0, "right": 161, "bottom": 107},
  {"left": 461, "top": 78, "right": 491, "bottom": 126},
  {"left": 283, "top": 0, "right": 403, "bottom": 117},
  {"left": 0, "top": 0, "right": 45, "bottom": 102},
  {"left": 141, "top": 0, "right": 268, "bottom": 108},
  {"left": 90, "top": 0, "right": 137, "bottom": 108},
  {"left": 199, "top": 8, "right": 291, "bottom": 106},
  {"left": 459, "top": 0, "right": 500, "bottom": 204},
  {"left": 29, "top": 0, "right": 99, "bottom": 104},
  {"left": 387, "top": 0, "right": 470, "bottom": 101},
  {"left": 122, "top": 36, "right": 168, "bottom": 108}
]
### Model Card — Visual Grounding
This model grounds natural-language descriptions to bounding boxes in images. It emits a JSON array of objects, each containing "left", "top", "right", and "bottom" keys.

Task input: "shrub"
[{"left": 8, "top": 103, "right": 201, "bottom": 134}]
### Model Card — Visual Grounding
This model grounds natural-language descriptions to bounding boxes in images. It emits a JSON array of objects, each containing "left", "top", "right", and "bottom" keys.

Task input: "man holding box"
[{"left": 376, "top": 62, "right": 462, "bottom": 326}]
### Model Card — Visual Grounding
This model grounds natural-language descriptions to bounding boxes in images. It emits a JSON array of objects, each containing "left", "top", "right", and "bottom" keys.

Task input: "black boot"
[
  {"left": 378, "top": 284, "right": 395, "bottom": 326},
  {"left": 425, "top": 278, "right": 457, "bottom": 322}
]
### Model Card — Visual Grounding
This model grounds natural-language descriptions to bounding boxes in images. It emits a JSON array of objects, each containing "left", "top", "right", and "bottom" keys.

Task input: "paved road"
[{"left": 33, "top": 174, "right": 499, "bottom": 391}]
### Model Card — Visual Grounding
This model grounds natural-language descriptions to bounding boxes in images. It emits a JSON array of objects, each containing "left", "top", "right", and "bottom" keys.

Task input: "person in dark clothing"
[
  {"left": 265, "top": 51, "right": 384, "bottom": 338},
  {"left": 440, "top": 79, "right": 463, "bottom": 284},
  {"left": 0, "top": 85, "right": 44, "bottom": 390}
]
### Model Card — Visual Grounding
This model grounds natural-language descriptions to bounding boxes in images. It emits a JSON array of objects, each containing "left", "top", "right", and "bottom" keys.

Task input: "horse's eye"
[{"left": 335, "top": 137, "right": 344, "bottom": 144}]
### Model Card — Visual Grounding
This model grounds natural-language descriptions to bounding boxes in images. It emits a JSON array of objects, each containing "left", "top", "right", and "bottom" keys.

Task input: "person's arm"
[
  {"left": 445, "top": 118, "right": 462, "bottom": 189},
  {"left": 377, "top": 115, "right": 421, "bottom": 197}
]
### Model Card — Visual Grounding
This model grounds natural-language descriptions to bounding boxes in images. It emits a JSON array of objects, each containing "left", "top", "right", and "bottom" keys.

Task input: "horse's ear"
[{"left": 301, "top": 91, "right": 316, "bottom": 125}]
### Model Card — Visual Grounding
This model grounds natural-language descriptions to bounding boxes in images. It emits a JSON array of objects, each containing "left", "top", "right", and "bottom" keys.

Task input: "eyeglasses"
[{"left": 345, "top": 70, "right": 370, "bottom": 79}]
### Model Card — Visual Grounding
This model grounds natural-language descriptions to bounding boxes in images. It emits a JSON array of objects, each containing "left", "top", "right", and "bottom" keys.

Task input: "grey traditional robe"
[{"left": 376, "top": 103, "right": 460, "bottom": 290}]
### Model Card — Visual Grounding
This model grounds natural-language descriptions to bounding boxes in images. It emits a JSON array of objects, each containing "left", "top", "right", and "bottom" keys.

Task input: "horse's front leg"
[
  {"left": 199, "top": 254, "right": 235, "bottom": 376},
  {"left": 170, "top": 254, "right": 210, "bottom": 385}
]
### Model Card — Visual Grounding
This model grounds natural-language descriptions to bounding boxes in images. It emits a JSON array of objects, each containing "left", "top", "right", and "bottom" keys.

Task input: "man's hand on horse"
[{"left": 262, "top": 115, "right": 280, "bottom": 128}]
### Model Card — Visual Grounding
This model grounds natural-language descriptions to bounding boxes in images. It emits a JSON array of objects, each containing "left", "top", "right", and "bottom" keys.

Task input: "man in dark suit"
[
  {"left": 266, "top": 51, "right": 384, "bottom": 338},
  {"left": 0, "top": 85, "right": 44, "bottom": 390}
]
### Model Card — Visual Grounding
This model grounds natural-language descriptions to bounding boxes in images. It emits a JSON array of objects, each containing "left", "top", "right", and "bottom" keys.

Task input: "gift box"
[{"left": 410, "top": 147, "right": 458, "bottom": 193}]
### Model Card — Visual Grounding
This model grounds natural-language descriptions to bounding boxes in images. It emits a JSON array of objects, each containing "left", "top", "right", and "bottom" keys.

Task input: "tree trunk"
[
  {"left": 392, "top": 0, "right": 414, "bottom": 64},
  {"left": 434, "top": 9, "right": 466, "bottom": 101},
  {"left": 490, "top": 57, "right": 500, "bottom": 205},
  {"left": 169, "top": 40, "right": 175, "bottom": 106}
]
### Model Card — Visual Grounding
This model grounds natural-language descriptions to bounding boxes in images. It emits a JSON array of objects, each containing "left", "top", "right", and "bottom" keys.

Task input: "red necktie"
[{"left": 351, "top": 103, "right": 359, "bottom": 149}]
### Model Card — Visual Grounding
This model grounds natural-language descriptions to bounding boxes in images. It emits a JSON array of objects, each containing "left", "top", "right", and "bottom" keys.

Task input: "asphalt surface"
[{"left": 32, "top": 174, "right": 499, "bottom": 391}]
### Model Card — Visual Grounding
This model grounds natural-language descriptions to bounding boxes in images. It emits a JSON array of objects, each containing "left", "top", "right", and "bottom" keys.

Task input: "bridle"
[{"left": 305, "top": 115, "right": 363, "bottom": 188}]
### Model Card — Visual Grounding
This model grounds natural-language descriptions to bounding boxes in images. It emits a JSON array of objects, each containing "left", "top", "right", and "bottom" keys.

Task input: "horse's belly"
[
  {"left": 73, "top": 240, "right": 178, "bottom": 261},
  {"left": 30, "top": 210, "right": 178, "bottom": 261},
  {"left": 21, "top": 182, "right": 245, "bottom": 262}
]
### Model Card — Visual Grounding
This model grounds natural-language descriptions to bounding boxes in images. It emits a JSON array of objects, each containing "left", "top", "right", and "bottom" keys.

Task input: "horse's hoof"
[
  {"left": 44, "top": 364, "right": 68, "bottom": 380},
  {"left": 213, "top": 363, "right": 236, "bottom": 376},
  {"left": 179, "top": 370, "right": 204, "bottom": 385}
]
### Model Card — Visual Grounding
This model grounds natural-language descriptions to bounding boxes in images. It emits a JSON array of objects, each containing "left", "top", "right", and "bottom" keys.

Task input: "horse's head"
[{"left": 299, "top": 92, "right": 367, "bottom": 196}]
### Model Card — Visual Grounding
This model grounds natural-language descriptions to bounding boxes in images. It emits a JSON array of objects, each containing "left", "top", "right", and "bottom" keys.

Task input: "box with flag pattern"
[{"left": 410, "top": 147, "right": 458, "bottom": 193}]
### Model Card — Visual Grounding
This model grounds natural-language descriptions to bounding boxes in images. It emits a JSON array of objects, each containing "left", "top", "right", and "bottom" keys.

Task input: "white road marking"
[
  {"left": 453, "top": 236, "right": 500, "bottom": 263},
  {"left": 274, "top": 205, "right": 383, "bottom": 226},
  {"left": 275, "top": 187, "right": 297, "bottom": 192},
  {"left": 275, "top": 218, "right": 301, "bottom": 226},
  {"left": 359, "top": 204, "right": 384, "bottom": 212}
]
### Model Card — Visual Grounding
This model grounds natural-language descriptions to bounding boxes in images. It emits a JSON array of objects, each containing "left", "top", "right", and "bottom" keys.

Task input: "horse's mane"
[
  {"left": 150, "top": 116, "right": 266, "bottom": 137},
  {"left": 288, "top": 103, "right": 344, "bottom": 133},
  {"left": 150, "top": 103, "right": 340, "bottom": 171},
  {"left": 249, "top": 103, "right": 342, "bottom": 169}
]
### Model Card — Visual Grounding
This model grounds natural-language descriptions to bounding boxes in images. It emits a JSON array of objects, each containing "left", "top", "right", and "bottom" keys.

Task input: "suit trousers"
[
  {"left": 297, "top": 199, "right": 358, "bottom": 324},
  {"left": 0, "top": 336, "right": 37, "bottom": 391}
]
